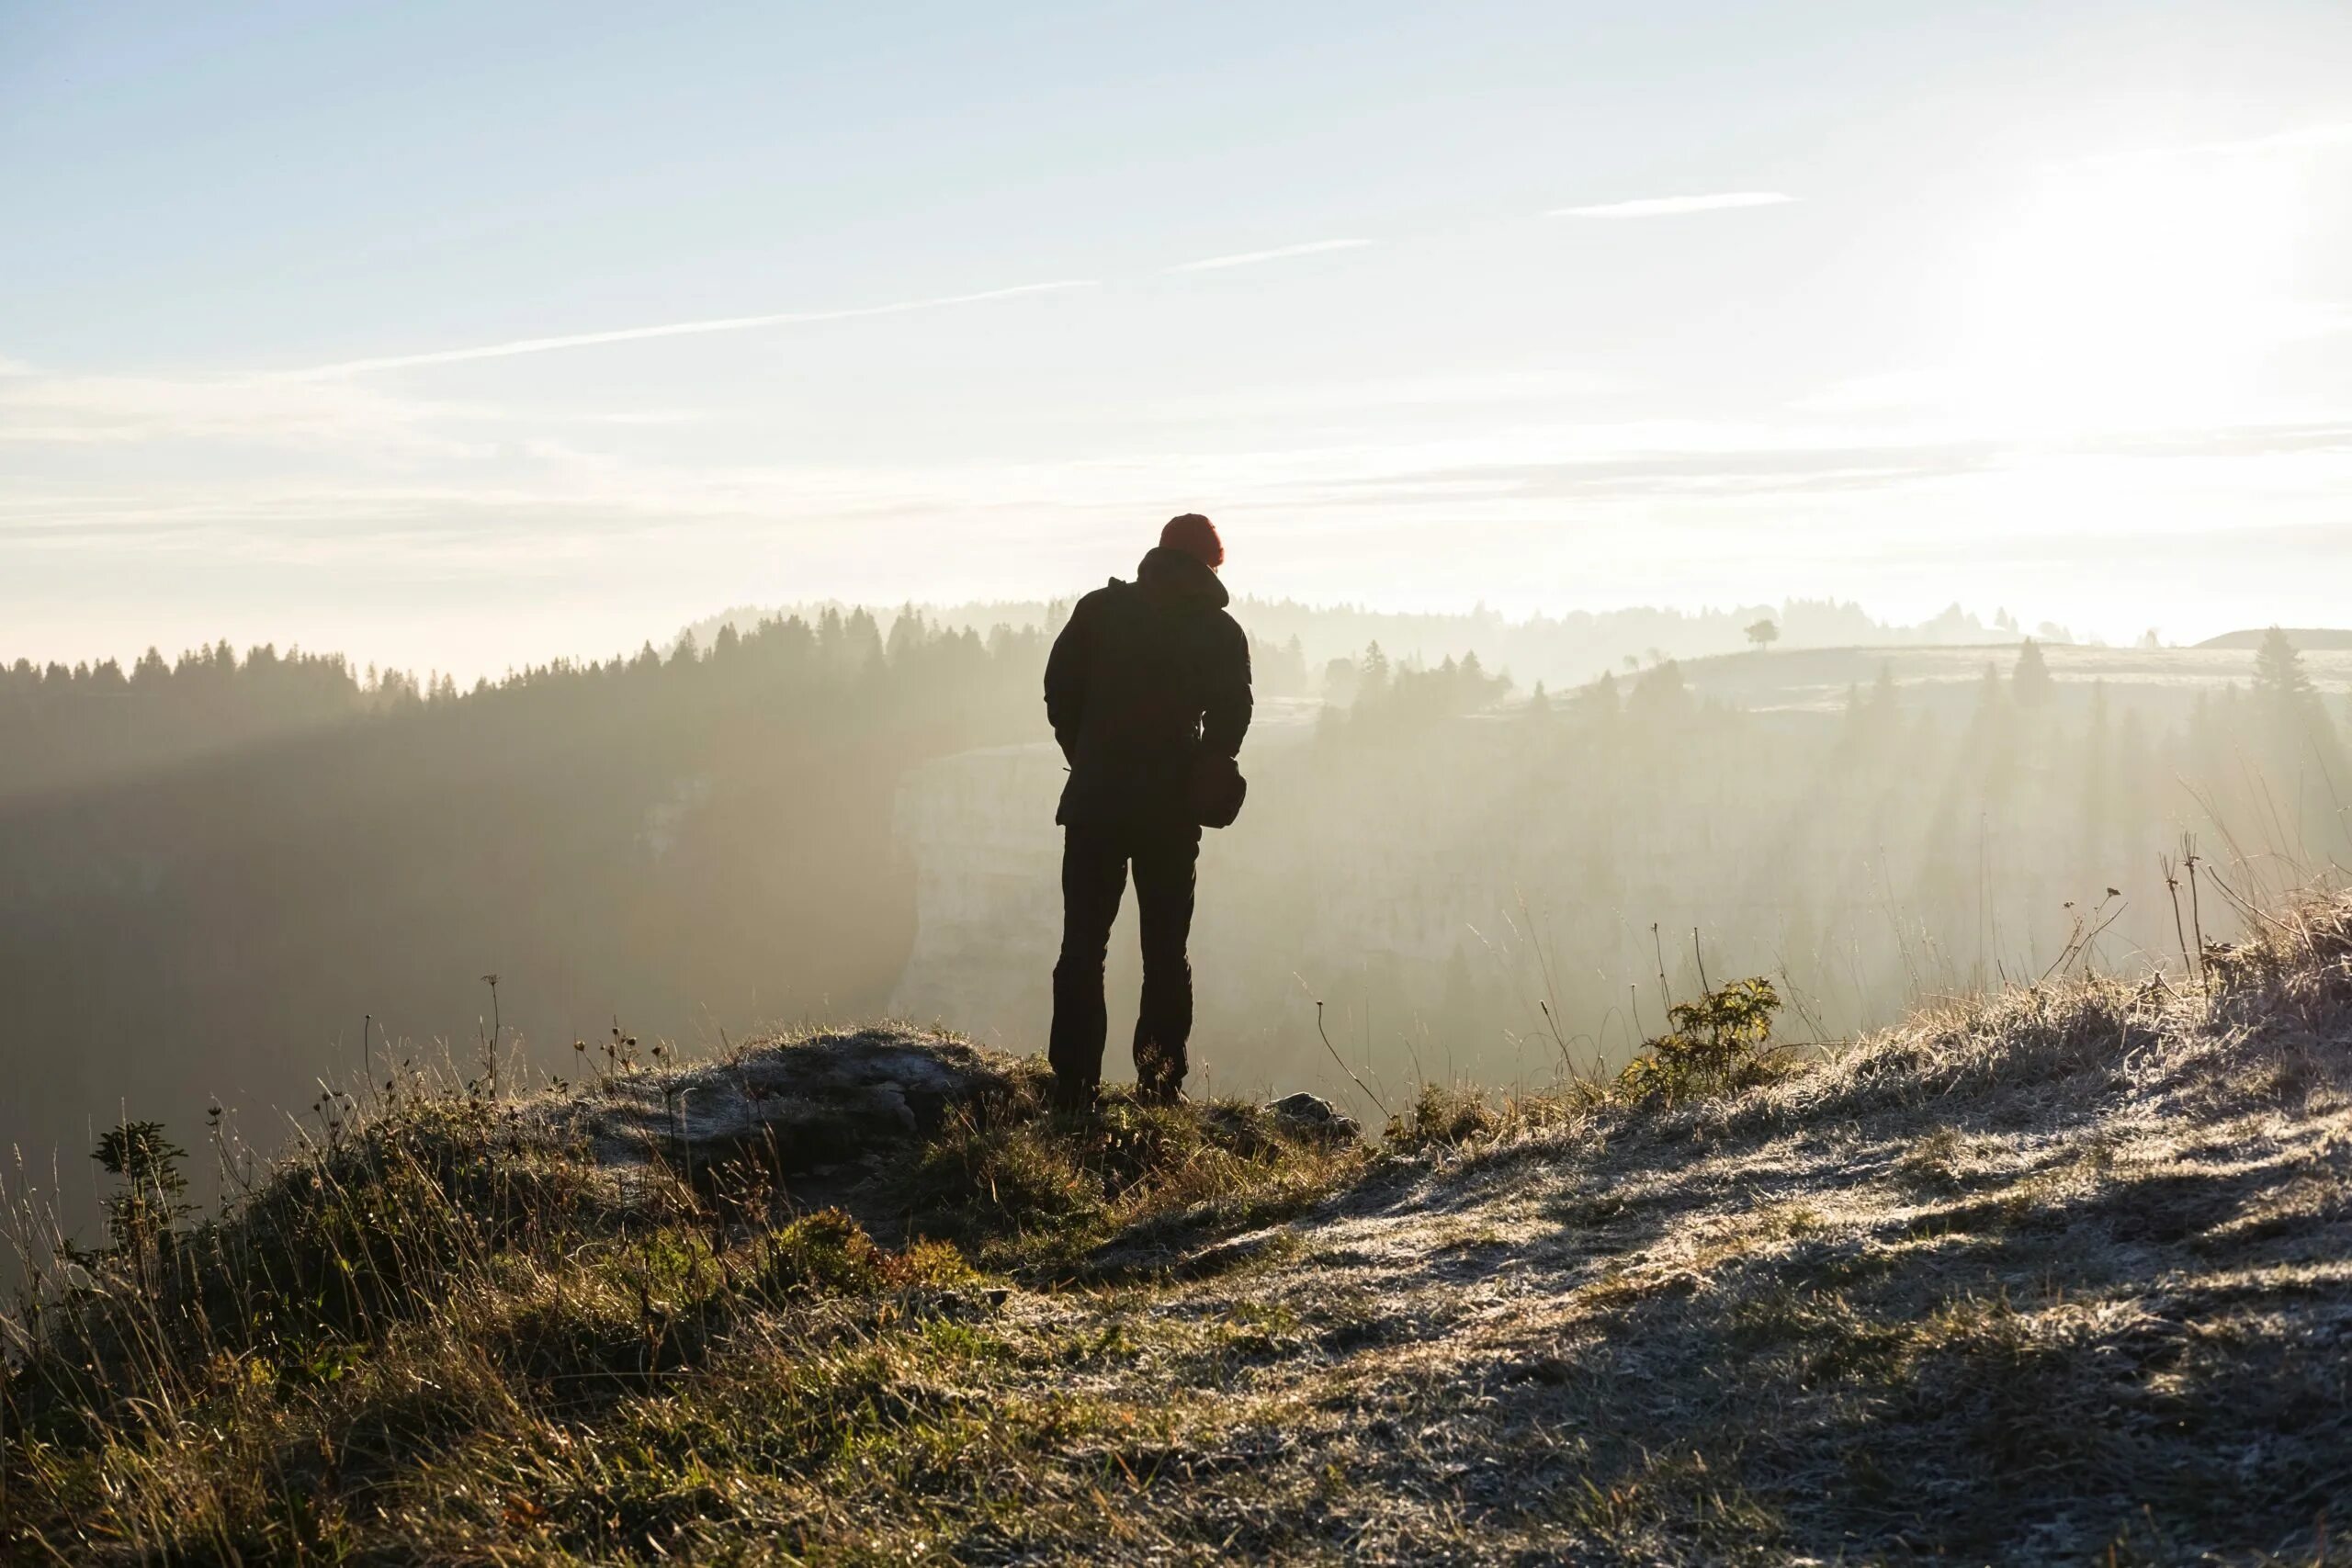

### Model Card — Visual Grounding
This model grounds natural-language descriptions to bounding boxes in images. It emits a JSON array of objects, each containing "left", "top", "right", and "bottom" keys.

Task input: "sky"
[{"left": 5, "top": 0, "right": 2351, "bottom": 679}]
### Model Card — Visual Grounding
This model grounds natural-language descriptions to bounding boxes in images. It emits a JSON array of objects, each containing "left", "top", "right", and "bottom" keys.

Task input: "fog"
[{"left": 6, "top": 605, "right": 2346, "bottom": 1254}]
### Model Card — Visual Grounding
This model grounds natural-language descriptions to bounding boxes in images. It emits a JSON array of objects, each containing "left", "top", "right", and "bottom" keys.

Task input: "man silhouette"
[{"left": 1044, "top": 513, "right": 1252, "bottom": 1109}]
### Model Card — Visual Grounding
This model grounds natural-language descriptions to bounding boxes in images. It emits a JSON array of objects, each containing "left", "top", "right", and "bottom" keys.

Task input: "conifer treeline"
[
  {"left": 0, "top": 607, "right": 1048, "bottom": 1238},
  {"left": 0, "top": 605, "right": 1046, "bottom": 804},
  {"left": 1, "top": 641, "right": 379, "bottom": 802}
]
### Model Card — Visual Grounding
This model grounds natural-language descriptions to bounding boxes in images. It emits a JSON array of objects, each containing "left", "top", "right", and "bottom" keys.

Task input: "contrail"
[
  {"left": 1164, "top": 239, "right": 1374, "bottom": 273},
  {"left": 1548, "top": 191, "right": 1792, "bottom": 219},
  {"left": 278, "top": 278, "right": 1100, "bottom": 378}
]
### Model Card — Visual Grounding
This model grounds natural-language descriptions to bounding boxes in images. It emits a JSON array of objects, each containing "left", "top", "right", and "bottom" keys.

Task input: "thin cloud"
[
  {"left": 1548, "top": 191, "right": 1794, "bottom": 220},
  {"left": 0, "top": 367, "right": 489, "bottom": 449},
  {"left": 2192, "top": 121, "right": 2352, "bottom": 154},
  {"left": 2085, "top": 122, "right": 2352, "bottom": 164},
  {"left": 1164, "top": 239, "right": 1374, "bottom": 273},
  {"left": 1148, "top": 367, "right": 1615, "bottom": 422},
  {"left": 278, "top": 278, "right": 1099, "bottom": 379}
]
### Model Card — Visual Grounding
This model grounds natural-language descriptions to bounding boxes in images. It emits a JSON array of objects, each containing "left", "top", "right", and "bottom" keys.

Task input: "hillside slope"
[{"left": 7, "top": 900, "right": 2351, "bottom": 1563}]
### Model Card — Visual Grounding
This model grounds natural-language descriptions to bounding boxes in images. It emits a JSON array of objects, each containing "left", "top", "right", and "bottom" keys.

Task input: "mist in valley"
[{"left": 6, "top": 604, "right": 2346, "bottom": 1253}]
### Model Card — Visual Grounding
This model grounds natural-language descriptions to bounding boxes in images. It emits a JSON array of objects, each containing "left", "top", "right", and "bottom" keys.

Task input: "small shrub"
[
  {"left": 752, "top": 1209, "right": 889, "bottom": 1295},
  {"left": 890, "top": 1237, "right": 981, "bottom": 1290},
  {"left": 1619, "top": 976, "right": 1789, "bottom": 1106},
  {"left": 752, "top": 1211, "right": 983, "bottom": 1299},
  {"left": 92, "top": 1119, "right": 192, "bottom": 1254}
]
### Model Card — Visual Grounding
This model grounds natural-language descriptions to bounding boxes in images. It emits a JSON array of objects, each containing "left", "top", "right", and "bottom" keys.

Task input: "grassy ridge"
[
  {"left": 6, "top": 899, "right": 2352, "bottom": 1563},
  {"left": 3, "top": 1054, "right": 1368, "bottom": 1562}
]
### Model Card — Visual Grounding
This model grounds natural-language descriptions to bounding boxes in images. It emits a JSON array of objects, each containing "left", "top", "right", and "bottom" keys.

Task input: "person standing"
[{"left": 1043, "top": 513, "right": 1252, "bottom": 1109}]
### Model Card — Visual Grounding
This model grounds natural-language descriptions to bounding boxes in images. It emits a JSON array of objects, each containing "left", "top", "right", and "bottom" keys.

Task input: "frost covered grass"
[{"left": 7, "top": 897, "right": 2351, "bottom": 1562}]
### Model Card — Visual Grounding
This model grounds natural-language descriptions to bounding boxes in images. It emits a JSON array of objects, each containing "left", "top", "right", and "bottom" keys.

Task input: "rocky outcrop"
[{"left": 527, "top": 1023, "right": 1022, "bottom": 1190}]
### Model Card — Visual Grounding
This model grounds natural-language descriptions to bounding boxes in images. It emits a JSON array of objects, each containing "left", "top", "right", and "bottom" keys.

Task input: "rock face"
[
  {"left": 530, "top": 1024, "right": 1021, "bottom": 1186},
  {"left": 887, "top": 744, "right": 1068, "bottom": 1041}
]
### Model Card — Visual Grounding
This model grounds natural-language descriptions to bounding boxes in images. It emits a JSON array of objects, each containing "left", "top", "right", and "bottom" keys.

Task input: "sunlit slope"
[
  {"left": 8, "top": 899, "right": 2350, "bottom": 1562},
  {"left": 1654, "top": 637, "right": 2352, "bottom": 716}
]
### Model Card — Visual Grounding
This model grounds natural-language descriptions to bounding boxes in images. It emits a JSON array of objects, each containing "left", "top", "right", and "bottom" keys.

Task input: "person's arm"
[
  {"left": 1202, "top": 620, "right": 1253, "bottom": 759},
  {"left": 1043, "top": 601, "right": 1091, "bottom": 761}
]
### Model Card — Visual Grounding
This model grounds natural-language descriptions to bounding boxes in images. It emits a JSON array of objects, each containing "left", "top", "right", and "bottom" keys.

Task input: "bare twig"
[
  {"left": 1651, "top": 922, "right": 1672, "bottom": 1019},
  {"left": 1302, "top": 989, "right": 1391, "bottom": 1121},
  {"left": 2161, "top": 855, "right": 2194, "bottom": 982}
]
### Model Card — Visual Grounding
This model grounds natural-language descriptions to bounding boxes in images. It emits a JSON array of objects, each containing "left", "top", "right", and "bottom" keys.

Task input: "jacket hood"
[{"left": 1135, "top": 545, "right": 1229, "bottom": 611}]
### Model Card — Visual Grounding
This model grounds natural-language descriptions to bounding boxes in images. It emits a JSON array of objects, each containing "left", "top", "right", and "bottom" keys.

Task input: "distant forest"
[
  {"left": 0, "top": 609, "right": 1042, "bottom": 1235},
  {"left": 685, "top": 595, "right": 2064, "bottom": 699},
  {"left": 3, "top": 607, "right": 2346, "bottom": 1253},
  {"left": 1203, "top": 631, "right": 2350, "bottom": 1098}
]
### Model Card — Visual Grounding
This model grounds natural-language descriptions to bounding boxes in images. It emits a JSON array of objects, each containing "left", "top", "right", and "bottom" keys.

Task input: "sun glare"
[{"left": 1953, "top": 148, "right": 2310, "bottom": 432}]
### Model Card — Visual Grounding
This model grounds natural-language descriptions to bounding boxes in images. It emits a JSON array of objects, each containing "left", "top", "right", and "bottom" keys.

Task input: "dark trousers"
[{"left": 1049, "top": 820, "right": 1201, "bottom": 1098}]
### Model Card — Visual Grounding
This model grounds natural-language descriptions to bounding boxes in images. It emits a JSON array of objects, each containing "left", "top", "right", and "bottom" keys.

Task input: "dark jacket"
[{"left": 1045, "top": 547, "right": 1252, "bottom": 827}]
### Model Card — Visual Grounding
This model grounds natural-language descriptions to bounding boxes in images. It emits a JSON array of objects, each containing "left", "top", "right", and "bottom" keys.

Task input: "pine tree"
[
  {"left": 2251, "top": 626, "right": 2317, "bottom": 707},
  {"left": 2012, "top": 638, "right": 2053, "bottom": 707},
  {"left": 93, "top": 1120, "right": 189, "bottom": 1253},
  {"left": 2249, "top": 627, "right": 2349, "bottom": 857}
]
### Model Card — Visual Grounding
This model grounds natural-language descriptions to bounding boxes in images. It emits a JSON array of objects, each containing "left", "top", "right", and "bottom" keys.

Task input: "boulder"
[
  {"left": 1269, "top": 1090, "right": 1361, "bottom": 1141},
  {"left": 532, "top": 1024, "right": 1021, "bottom": 1184}
]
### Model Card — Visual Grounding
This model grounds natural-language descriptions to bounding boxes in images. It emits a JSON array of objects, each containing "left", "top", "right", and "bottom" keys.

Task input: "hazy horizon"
[
  {"left": 9, "top": 2, "right": 2352, "bottom": 677},
  {"left": 0, "top": 588, "right": 2248, "bottom": 689}
]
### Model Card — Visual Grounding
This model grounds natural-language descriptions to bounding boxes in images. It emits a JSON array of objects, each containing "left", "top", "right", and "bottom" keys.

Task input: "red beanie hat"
[{"left": 1160, "top": 513, "right": 1224, "bottom": 569}]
